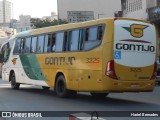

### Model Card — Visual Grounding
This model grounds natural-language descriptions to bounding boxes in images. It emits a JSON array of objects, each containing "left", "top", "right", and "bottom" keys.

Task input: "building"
[
  {"left": 121, "top": 0, "right": 157, "bottom": 20},
  {"left": 0, "top": 29, "right": 6, "bottom": 37},
  {"left": 0, "top": 0, "right": 12, "bottom": 23},
  {"left": 18, "top": 15, "right": 31, "bottom": 32},
  {"left": 0, "top": 27, "right": 16, "bottom": 37},
  {"left": 58, "top": 0, "right": 121, "bottom": 23},
  {"left": 42, "top": 12, "right": 58, "bottom": 21}
]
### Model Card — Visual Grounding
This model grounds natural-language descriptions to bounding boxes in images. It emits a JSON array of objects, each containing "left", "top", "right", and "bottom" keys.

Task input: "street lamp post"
[{"left": 57, "top": 0, "right": 59, "bottom": 25}]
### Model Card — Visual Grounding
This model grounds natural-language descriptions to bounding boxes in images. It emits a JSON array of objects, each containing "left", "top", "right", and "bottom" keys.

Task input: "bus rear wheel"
[
  {"left": 10, "top": 72, "right": 20, "bottom": 89},
  {"left": 55, "top": 75, "right": 76, "bottom": 98},
  {"left": 90, "top": 92, "right": 109, "bottom": 98}
]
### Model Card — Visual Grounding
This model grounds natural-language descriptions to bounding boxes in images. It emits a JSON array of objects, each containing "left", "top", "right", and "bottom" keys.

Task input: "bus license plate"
[{"left": 131, "top": 84, "right": 140, "bottom": 88}]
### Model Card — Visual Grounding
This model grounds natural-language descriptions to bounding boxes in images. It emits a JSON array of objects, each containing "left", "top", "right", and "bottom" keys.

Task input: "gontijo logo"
[
  {"left": 12, "top": 58, "right": 17, "bottom": 65},
  {"left": 115, "top": 24, "right": 155, "bottom": 53},
  {"left": 123, "top": 24, "right": 148, "bottom": 38}
]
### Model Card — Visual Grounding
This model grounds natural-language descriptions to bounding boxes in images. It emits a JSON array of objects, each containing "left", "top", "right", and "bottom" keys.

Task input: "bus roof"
[{"left": 13, "top": 18, "right": 153, "bottom": 39}]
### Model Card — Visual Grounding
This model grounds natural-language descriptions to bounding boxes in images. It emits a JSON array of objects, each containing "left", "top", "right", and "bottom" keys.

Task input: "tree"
[{"left": 31, "top": 18, "right": 68, "bottom": 29}]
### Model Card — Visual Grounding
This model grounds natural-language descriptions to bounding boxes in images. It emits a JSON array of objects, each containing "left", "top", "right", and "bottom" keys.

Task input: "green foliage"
[{"left": 31, "top": 18, "right": 68, "bottom": 28}]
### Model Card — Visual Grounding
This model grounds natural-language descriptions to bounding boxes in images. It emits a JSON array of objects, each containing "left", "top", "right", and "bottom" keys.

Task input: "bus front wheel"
[
  {"left": 10, "top": 72, "right": 20, "bottom": 89},
  {"left": 55, "top": 75, "right": 76, "bottom": 98}
]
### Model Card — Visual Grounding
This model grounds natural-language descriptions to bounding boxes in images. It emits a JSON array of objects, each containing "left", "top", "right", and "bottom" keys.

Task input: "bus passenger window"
[
  {"left": 44, "top": 34, "right": 51, "bottom": 53},
  {"left": 55, "top": 32, "right": 64, "bottom": 52},
  {"left": 24, "top": 37, "right": 31, "bottom": 53},
  {"left": 47, "top": 35, "right": 52, "bottom": 52},
  {"left": 31, "top": 36, "right": 37, "bottom": 53},
  {"left": 88, "top": 26, "right": 98, "bottom": 40},
  {"left": 2, "top": 43, "right": 10, "bottom": 62},
  {"left": 21, "top": 38, "right": 25, "bottom": 53},
  {"left": 37, "top": 35, "right": 44, "bottom": 53},
  {"left": 84, "top": 26, "right": 101, "bottom": 50},
  {"left": 79, "top": 29, "right": 84, "bottom": 50},
  {"left": 68, "top": 30, "right": 79, "bottom": 51},
  {"left": 85, "top": 28, "right": 89, "bottom": 41},
  {"left": 97, "top": 26, "right": 104, "bottom": 40},
  {"left": 13, "top": 38, "right": 21, "bottom": 54},
  {"left": 51, "top": 34, "right": 56, "bottom": 52},
  {"left": 63, "top": 31, "right": 68, "bottom": 51}
]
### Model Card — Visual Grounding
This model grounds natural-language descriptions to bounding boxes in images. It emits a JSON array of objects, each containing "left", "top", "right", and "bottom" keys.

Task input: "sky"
[{"left": 8, "top": 0, "right": 57, "bottom": 20}]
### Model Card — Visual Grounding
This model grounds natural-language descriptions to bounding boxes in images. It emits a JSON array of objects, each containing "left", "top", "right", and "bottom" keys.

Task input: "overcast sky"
[{"left": 9, "top": 0, "right": 57, "bottom": 20}]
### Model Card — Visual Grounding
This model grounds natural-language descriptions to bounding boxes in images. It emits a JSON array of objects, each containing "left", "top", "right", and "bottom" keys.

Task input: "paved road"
[{"left": 0, "top": 79, "right": 159, "bottom": 120}]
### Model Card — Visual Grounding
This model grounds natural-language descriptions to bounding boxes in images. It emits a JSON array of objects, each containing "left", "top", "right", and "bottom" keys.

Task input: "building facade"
[
  {"left": 42, "top": 12, "right": 58, "bottom": 21},
  {"left": 18, "top": 15, "right": 31, "bottom": 32},
  {"left": 58, "top": 0, "right": 121, "bottom": 22},
  {"left": 0, "top": 0, "right": 12, "bottom": 23},
  {"left": 121, "top": 0, "right": 157, "bottom": 20}
]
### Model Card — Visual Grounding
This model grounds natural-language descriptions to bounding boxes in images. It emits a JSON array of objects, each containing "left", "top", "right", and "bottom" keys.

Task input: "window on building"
[{"left": 158, "top": 0, "right": 160, "bottom": 6}]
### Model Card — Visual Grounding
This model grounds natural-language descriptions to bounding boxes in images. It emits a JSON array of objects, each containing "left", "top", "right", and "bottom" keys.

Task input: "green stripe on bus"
[{"left": 19, "top": 54, "right": 46, "bottom": 81}]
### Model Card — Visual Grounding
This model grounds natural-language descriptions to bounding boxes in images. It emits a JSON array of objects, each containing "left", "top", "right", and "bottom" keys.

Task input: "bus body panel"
[
  {"left": 36, "top": 48, "right": 103, "bottom": 91},
  {"left": 114, "top": 19, "right": 157, "bottom": 81},
  {"left": 101, "top": 18, "right": 157, "bottom": 92}
]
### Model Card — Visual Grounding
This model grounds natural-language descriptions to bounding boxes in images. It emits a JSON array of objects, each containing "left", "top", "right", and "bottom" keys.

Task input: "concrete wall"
[
  {"left": 123, "top": 0, "right": 148, "bottom": 20},
  {"left": 58, "top": 0, "right": 121, "bottom": 20},
  {"left": 123, "top": 0, "right": 157, "bottom": 20},
  {"left": 146, "top": 0, "right": 157, "bottom": 8}
]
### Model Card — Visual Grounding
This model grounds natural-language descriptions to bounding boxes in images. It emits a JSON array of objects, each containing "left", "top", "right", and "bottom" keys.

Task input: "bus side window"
[
  {"left": 24, "top": 37, "right": 31, "bottom": 53},
  {"left": 2, "top": 43, "right": 10, "bottom": 62},
  {"left": 48, "top": 34, "right": 52, "bottom": 52},
  {"left": 79, "top": 29, "right": 84, "bottom": 50},
  {"left": 55, "top": 32, "right": 64, "bottom": 52},
  {"left": 37, "top": 35, "right": 45, "bottom": 53},
  {"left": 97, "top": 25, "right": 104, "bottom": 40},
  {"left": 13, "top": 38, "right": 21, "bottom": 54},
  {"left": 44, "top": 34, "right": 51, "bottom": 53},
  {"left": 68, "top": 29, "right": 79, "bottom": 51},
  {"left": 51, "top": 33, "right": 56, "bottom": 52},
  {"left": 63, "top": 31, "right": 68, "bottom": 51},
  {"left": 31, "top": 36, "right": 37, "bottom": 53},
  {"left": 21, "top": 38, "right": 25, "bottom": 53},
  {"left": 84, "top": 26, "right": 101, "bottom": 50},
  {"left": 85, "top": 28, "right": 89, "bottom": 41}
]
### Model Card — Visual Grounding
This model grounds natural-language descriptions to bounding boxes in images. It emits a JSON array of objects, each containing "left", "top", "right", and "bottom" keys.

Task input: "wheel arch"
[
  {"left": 54, "top": 70, "right": 69, "bottom": 88},
  {"left": 9, "top": 70, "right": 15, "bottom": 82}
]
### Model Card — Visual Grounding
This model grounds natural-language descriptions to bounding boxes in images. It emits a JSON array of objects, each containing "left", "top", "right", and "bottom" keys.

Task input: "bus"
[{"left": 0, "top": 18, "right": 157, "bottom": 98}]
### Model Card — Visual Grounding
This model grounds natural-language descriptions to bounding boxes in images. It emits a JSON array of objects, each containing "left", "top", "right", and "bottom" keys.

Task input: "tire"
[
  {"left": 90, "top": 92, "right": 109, "bottom": 98},
  {"left": 55, "top": 75, "right": 76, "bottom": 98},
  {"left": 42, "top": 86, "right": 50, "bottom": 90},
  {"left": 10, "top": 72, "right": 20, "bottom": 89}
]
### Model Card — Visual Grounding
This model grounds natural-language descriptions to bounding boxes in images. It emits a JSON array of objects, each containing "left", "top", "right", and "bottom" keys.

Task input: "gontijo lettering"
[
  {"left": 45, "top": 56, "right": 76, "bottom": 65},
  {"left": 116, "top": 43, "right": 155, "bottom": 52}
]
